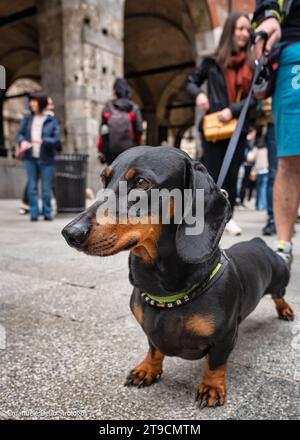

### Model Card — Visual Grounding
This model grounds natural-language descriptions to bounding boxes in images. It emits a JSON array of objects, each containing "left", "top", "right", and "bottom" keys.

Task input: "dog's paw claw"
[
  {"left": 278, "top": 308, "right": 294, "bottom": 321},
  {"left": 125, "top": 368, "right": 162, "bottom": 388},
  {"left": 198, "top": 399, "right": 208, "bottom": 410},
  {"left": 138, "top": 379, "right": 146, "bottom": 388},
  {"left": 195, "top": 384, "right": 225, "bottom": 409},
  {"left": 124, "top": 376, "right": 134, "bottom": 387}
]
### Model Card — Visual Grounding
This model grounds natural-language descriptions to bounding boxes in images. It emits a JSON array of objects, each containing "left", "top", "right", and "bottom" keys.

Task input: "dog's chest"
[{"left": 137, "top": 303, "right": 211, "bottom": 360}]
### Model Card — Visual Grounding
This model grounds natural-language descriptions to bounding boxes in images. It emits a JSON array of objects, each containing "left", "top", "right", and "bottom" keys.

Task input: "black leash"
[{"left": 217, "top": 31, "right": 268, "bottom": 188}]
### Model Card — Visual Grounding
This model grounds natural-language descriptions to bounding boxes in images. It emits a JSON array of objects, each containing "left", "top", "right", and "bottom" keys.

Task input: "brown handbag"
[{"left": 203, "top": 89, "right": 242, "bottom": 143}]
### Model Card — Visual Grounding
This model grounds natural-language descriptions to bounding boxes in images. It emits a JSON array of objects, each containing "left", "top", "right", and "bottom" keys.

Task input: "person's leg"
[
  {"left": 203, "top": 138, "right": 241, "bottom": 212},
  {"left": 262, "top": 123, "right": 277, "bottom": 235},
  {"left": 223, "top": 138, "right": 246, "bottom": 213},
  {"left": 274, "top": 156, "right": 300, "bottom": 242},
  {"left": 248, "top": 175, "right": 255, "bottom": 202},
  {"left": 271, "top": 43, "right": 300, "bottom": 263},
  {"left": 24, "top": 159, "right": 39, "bottom": 220},
  {"left": 22, "top": 182, "right": 29, "bottom": 205},
  {"left": 259, "top": 173, "right": 268, "bottom": 211},
  {"left": 40, "top": 161, "right": 55, "bottom": 219},
  {"left": 255, "top": 174, "right": 261, "bottom": 210},
  {"left": 19, "top": 182, "right": 30, "bottom": 215},
  {"left": 222, "top": 139, "right": 246, "bottom": 235},
  {"left": 202, "top": 140, "right": 226, "bottom": 183},
  {"left": 256, "top": 173, "right": 268, "bottom": 211},
  {"left": 266, "top": 124, "right": 277, "bottom": 222},
  {"left": 239, "top": 165, "right": 251, "bottom": 205}
]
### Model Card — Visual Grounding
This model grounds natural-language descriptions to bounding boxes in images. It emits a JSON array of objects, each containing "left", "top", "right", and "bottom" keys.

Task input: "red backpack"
[{"left": 103, "top": 102, "right": 136, "bottom": 156}]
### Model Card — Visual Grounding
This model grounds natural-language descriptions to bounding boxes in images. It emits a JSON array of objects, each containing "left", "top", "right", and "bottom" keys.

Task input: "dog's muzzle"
[{"left": 62, "top": 220, "right": 90, "bottom": 249}]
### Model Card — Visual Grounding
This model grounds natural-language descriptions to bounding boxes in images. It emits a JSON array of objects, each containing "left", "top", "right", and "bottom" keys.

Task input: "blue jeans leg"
[
  {"left": 24, "top": 159, "right": 39, "bottom": 218},
  {"left": 40, "top": 161, "right": 55, "bottom": 218},
  {"left": 256, "top": 173, "right": 269, "bottom": 211},
  {"left": 265, "top": 124, "right": 277, "bottom": 223}
]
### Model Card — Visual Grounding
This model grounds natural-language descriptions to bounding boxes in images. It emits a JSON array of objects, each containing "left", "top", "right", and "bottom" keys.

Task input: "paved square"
[{"left": 0, "top": 200, "right": 299, "bottom": 420}]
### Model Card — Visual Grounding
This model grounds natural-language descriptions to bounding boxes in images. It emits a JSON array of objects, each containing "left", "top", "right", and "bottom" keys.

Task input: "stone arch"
[
  {"left": 3, "top": 78, "right": 41, "bottom": 151},
  {"left": 124, "top": 0, "right": 213, "bottom": 147}
]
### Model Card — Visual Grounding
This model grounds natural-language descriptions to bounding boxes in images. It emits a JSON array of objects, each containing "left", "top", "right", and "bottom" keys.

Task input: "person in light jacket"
[{"left": 17, "top": 92, "right": 61, "bottom": 221}]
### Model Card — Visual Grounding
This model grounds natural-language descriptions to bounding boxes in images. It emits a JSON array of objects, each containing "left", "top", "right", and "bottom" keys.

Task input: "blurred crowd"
[{"left": 14, "top": 1, "right": 300, "bottom": 268}]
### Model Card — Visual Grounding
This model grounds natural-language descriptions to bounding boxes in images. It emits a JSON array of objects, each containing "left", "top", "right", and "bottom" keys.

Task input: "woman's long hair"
[
  {"left": 216, "top": 12, "right": 254, "bottom": 69},
  {"left": 28, "top": 91, "right": 48, "bottom": 113}
]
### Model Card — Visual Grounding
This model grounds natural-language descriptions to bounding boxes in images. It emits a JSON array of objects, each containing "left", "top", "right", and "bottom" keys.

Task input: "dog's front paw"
[
  {"left": 195, "top": 382, "right": 226, "bottom": 409},
  {"left": 125, "top": 364, "right": 162, "bottom": 388}
]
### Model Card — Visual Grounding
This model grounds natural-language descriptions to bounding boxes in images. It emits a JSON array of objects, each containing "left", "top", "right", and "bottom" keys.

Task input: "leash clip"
[
  {"left": 220, "top": 189, "right": 229, "bottom": 199},
  {"left": 252, "top": 30, "right": 269, "bottom": 55}
]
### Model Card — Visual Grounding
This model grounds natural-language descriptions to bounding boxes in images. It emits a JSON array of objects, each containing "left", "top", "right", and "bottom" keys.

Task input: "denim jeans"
[
  {"left": 265, "top": 124, "right": 277, "bottom": 223},
  {"left": 256, "top": 173, "right": 268, "bottom": 211},
  {"left": 24, "top": 159, "right": 55, "bottom": 218}
]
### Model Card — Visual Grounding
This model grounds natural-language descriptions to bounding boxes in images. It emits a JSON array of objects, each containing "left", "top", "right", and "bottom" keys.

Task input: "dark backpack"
[{"left": 106, "top": 102, "right": 135, "bottom": 156}]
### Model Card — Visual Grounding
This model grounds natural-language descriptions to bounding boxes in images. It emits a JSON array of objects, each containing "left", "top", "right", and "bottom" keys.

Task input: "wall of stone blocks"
[{"left": 36, "top": 0, "right": 125, "bottom": 193}]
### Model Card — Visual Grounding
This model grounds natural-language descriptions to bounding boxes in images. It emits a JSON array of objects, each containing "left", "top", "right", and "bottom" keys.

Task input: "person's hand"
[
  {"left": 196, "top": 93, "right": 210, "bottom": 112},
  {"left": 254, "top": 18, "right": 282, "bottom": 57},
  {"left": 97, "top": 152, "right": 106, "bottom": 164},
  {"left": 218, "top": 108, "right": 233, "bottom": 122},
  {"left": 16, "top": 140, "right": 31, "bottom": 159},
  {"left": 20, "top": 140, "right": 31, "bottom": 150}
]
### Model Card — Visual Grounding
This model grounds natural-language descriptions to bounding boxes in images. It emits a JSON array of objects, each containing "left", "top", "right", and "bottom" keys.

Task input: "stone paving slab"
[{"left": 0, "top": 200, "right": 299, "bottom": 420}]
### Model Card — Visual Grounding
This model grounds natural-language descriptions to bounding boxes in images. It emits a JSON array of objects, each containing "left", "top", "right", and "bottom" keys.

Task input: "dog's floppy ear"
[{"left": 176, "top": 161, "right": 231, "bottom": 264}]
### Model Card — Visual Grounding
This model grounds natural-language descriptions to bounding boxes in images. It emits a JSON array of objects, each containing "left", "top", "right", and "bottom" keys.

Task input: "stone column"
[
  {"left": 0, "top": 96, "right": 4, "bottom": 148},
  {"left": 37, "top": 0, "right": 125, "bottom": 192},
  {"left": 61, "top": 0, "right": 125, "bottom": 190},
  {"left": 37, "top": 0, "right": 65, "bottom": 137}
]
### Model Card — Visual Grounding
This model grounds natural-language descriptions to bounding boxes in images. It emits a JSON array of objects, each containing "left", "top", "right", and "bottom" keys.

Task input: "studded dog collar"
[{"left": 140, "top": 251, "right": 229, "bottom": 309}]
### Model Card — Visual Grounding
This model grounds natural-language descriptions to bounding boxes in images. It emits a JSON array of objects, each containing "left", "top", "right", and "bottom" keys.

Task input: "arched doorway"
[
  {"left": 3, "top": 78, "right": 41, "bottom": 154},
  {"left": 0, "top": 1, "right": 40, "bottom": 155},
  {"left": 124, "top": 0, "right": 213, "bottom": 149}
]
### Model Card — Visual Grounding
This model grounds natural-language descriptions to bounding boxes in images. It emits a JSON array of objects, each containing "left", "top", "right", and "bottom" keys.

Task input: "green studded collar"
[{"left": 140, "top": 251, "right": 229, "bottom": 309}]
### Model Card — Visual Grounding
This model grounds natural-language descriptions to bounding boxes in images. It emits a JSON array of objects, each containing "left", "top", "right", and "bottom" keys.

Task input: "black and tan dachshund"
[{"left": 62, "top": 146, "right": 294, "bottom": 408}]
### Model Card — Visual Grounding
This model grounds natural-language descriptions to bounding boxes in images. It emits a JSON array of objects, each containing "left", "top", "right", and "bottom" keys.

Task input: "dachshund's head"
[{"left": 62, "top": 146, "right": 231, "bottom": 264}]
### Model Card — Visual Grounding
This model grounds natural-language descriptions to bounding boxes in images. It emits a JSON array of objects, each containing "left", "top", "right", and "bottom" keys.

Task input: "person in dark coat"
[{"left": 186, "top": 12, "right": 255, "bottom": 236}]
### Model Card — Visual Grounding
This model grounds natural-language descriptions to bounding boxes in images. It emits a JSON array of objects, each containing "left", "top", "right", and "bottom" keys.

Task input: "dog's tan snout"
[{"left": 62, "top": 220, "right": 90, "bottom": 249}]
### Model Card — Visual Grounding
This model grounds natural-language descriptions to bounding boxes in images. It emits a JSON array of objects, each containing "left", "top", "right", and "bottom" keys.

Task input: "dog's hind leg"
[
  {"left": 125, "top": 343, "right": 164, "bottom": 388},
  {"left": 272, "top": 293, "right": 294, "bottom": 321}
]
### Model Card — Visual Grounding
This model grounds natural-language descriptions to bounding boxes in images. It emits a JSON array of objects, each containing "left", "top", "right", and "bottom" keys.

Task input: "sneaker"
[
  {"left": 262, "top": 221, "right": 276, "bottom": 236},
  {"left": 30, "top": 217, "right": 38, "bottom": 222},
  {"left": 274, "top": 240, "right": 293, "bottom": 271},
  {"left": 19, "top": 205, "right": 29, "bottom": 215},
  {"left": 225, "top": 219, "right": 242, "bottom": 236}
]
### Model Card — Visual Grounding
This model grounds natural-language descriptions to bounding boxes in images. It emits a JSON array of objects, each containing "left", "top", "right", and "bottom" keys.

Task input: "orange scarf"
[{"left": 223, "top": 51, "right": 253, "bottom": 104}]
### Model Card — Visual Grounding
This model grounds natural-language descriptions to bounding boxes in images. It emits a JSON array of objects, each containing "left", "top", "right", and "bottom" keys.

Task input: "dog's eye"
[{"left": 134, "top": 178, "right": 152, "bottom": 190}]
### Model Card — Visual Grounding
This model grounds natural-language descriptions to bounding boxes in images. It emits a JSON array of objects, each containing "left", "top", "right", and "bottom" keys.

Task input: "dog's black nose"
[{"left": 62, "top": 223, "right": 90, "bottom": 248}]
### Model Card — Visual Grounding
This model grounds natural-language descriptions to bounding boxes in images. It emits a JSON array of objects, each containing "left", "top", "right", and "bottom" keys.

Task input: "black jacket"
[
  {"left": 102, "top": 98, "right": 143, "bottom": 139},
  {"left": 254, "top": 0, "right": 300, "bottom": 42},
  {"left": 186, "top": 57, "right": 256, "bottom": 126}
]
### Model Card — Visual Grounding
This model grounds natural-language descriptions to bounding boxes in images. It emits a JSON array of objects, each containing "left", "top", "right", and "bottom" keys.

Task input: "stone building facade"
[{"left": 0, "top": 0, "right": 255, "bottom": 196}]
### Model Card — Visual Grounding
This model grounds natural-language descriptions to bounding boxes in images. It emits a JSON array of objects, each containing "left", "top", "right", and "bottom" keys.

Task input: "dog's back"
[{"left": 226, "top": 237, "right": 290, "bottom": 320}]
